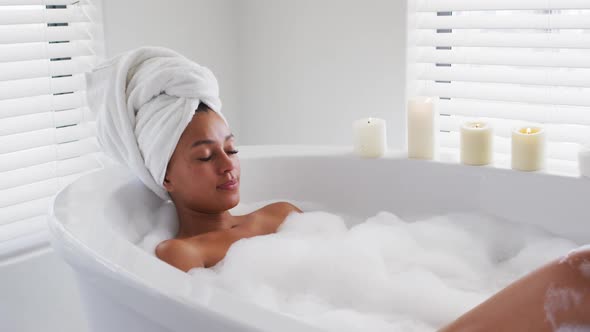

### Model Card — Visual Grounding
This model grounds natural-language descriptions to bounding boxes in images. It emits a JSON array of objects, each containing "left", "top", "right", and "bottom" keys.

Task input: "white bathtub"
[{"left": 48, "top": 145, "right": 590, "bottom": 332}]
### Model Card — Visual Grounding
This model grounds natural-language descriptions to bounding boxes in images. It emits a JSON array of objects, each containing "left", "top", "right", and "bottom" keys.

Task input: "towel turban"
[{"left": 85, "top": 46, "right": 226, "bottom": 201}]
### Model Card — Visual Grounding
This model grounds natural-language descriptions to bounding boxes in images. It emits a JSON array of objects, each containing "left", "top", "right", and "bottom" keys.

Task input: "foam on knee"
[
  {"left": 559, "top": 245, "right": 590, "bottom": 279},
  {"left": 555, "top": 324, "right": 590, "bottom": 332},
  {"left": 544, "top": 283, "right": 584, "bottom": 331}
]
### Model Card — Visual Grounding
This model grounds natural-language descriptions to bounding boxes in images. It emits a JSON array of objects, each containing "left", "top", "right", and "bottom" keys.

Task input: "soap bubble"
[{"left": 143, "top": 201, "right": 579, "bottom": 331}]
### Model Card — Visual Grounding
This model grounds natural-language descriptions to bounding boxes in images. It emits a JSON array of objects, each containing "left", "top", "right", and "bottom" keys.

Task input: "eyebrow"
[{"left": 191, "top": 134, "right": 234, "bottom": 148}]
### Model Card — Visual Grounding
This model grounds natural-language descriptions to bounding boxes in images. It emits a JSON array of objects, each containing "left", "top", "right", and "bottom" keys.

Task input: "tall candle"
[
  {"left": 407, "top": 97, "right": 435, "bottom": 159},
  {"left": 353, "top": 117, "right": 387, "bottom": 158},
  {"left": 512, "top": 126, "right": 546, "bottom": 171},
  {"left": 460, "top": 121, "right": 493, "bottom": 166}
]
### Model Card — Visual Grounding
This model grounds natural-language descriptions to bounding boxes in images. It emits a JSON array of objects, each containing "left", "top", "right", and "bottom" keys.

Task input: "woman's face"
[{"left": 164, "top": 109, "right": 240, "bottom": 213}]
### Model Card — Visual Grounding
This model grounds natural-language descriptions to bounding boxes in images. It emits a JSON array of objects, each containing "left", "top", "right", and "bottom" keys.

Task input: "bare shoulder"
[
  {"left": 260, "top": 201, "right": 303, "bottom": 215},
  {"left": 155, "top": 238, "right": 204, "bottom": 273}
]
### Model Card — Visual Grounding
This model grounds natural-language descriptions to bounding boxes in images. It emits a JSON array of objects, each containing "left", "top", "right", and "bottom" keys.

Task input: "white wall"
[
  {"left": 102, "top": 0, "right": 242, "bottom": 139},
  {"left": 101, "top": 0, "right": 407, "bottom": 149},
  {"left": 236, "top": 0, "right": 407, "bottom": 148},
  {"left": 1, "top": 247, "right": 89, "bottom": 332}
]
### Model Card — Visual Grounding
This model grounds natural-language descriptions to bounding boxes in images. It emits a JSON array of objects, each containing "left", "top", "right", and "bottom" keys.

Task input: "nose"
[{"left": 218, "top": 150, "right": 235, "bottom": 175}]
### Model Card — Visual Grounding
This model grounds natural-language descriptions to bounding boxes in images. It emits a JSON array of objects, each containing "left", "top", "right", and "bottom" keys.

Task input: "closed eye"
[{"left": 198, "top": 150, "right": 239, "bottom": 162}]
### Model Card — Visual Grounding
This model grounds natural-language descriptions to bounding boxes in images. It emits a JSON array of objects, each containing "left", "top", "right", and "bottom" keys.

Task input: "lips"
[{"left": 217, "top": 179, "right": 238, "bottom": 190}]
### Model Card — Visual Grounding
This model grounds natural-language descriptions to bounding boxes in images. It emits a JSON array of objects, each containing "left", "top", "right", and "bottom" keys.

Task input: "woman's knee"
[{"left": 558, "top": 247, "right": 590, "bottom": 281}]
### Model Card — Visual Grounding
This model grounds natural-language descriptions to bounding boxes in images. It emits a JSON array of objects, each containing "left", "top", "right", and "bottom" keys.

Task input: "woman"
[
  {"left": 156, "top": 102, "right": 590, "bottom": 332},
  {"left": 88, "top": 47, "right": 589, "bottom": 332},
  {"left": 155, "top": 102, "right": 302, "bottom": 271}
]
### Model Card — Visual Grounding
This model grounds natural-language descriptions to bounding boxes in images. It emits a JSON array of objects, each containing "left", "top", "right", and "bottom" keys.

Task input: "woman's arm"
[{"left": 156, "top": 226, "right": 257, "bottom": 272}]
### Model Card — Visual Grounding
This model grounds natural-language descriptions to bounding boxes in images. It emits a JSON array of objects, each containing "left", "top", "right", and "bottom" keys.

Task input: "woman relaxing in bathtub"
[
  {"left": 87, "top": 47, "right": 589, "bottom": 332},
  {"left": 156, "top": 102, "right": 590, "bottom": 332}
]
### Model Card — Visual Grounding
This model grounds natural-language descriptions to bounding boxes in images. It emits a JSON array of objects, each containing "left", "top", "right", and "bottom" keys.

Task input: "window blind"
[
  {"left": 407, "top": 0, "right": 590, "bottom": 174},
  {"left": 0, "top": 0, "right": 106, "bottom": 237}
]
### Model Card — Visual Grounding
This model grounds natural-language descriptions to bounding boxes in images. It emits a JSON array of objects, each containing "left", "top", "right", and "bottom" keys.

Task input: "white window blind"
[
  {"left": 0, "top": 0, "right": 106, "bottom": 238},
  {"left": 407, "top": 0, "right": 590, "bottom": 174}
]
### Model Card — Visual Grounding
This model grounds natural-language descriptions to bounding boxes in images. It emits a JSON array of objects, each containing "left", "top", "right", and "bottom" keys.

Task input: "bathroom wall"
[
  {"left": 101, "top": 0, "right": 242, "bottom": 139},
  {"left": 236, "top": 0, "right": 407, "bottom": 148},
  {"left": 101, "top": 0, "right": 407, "bottom": 149}
]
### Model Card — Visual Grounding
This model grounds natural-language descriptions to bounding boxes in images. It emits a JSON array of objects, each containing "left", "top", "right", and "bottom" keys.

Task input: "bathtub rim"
[
  {"left": 3, "top": 144, "right": 584, "bottom": 263},
  {"left": 46, "top": 154, "right": 330, "bottom": 332},
  {"left": 46, "top": 144, "right": 590, "bottom": 332}
]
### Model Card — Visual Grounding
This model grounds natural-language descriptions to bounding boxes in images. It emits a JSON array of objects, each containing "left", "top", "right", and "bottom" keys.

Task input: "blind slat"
[
  {"left": 0, "top": 154, "right": 100, "bottom": 195},
  {"left": 416, "top": 0, "right": 590, "bottom": 12},
  {"left": 0, "top": 7, "right": 90, "bottom": 25},
  {"left": 417, "top": 65, "right": 590, "bottom": 88},
  {"left": 0, "top": 23, "right": 91, "bottom": 44},
  {"left": 0, "top": 137, "right": 100, "bottom": 173},
  {"left": 0, "top": 74, "right": 86, "bottom": 101},
  {"left": 419, "top": 81, "right": 590, "bottom": 107},
  {"left": 0, "top": 215, "right": 47, "bottom": 244},
  {"left": 417, "top": 30, "right": 590, "bottom": 50},
  {"left": 0, "top": 40, "right": 94, "bottom": 63},
  {"left": 0, "top": 196, "right": 53, "bottom": 226},
  {"left": 0, "top": 56, "right": 95, "bottom": 81},
  {"left": 0, "top": 1, "right": 83, "bottom": 5},
  {"left": 416, "top": 13, "right": 590, "bottom": 30},
  {"left": 0, "top": 178, "right": 58, "bottom": 209},
  {"left": 0, "top": 164, "right": 98, "bottom": 226},
  {"left": 0, "top": 92, "right": 85, "bottom": 119},
  {"left": 0, "top": 107, "right": 94, "bottom": 136},
  {"left": 416, "top": 48, "right": 590, "bottom": 69},
  {"left": 0, "top": 121, "right": 96, "bottom": 154},
  {"left": 435, "top": 99, "right": 590, "bottom": 125}
]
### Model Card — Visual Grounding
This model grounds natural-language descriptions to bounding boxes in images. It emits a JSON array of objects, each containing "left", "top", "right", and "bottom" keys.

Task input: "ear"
[{"left": 163, "top": 175, "right": 173, "bottom": 192}]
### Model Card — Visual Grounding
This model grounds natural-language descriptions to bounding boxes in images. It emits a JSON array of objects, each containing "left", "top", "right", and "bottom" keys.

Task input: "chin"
[{"left": 220, "top": 192, "right": 240, "bottom": 210}]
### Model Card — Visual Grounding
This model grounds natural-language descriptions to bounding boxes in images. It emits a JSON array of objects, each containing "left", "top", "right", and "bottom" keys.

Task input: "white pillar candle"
[
  {"left": 511, "top": 126, "right": 546, "bottom": 171},
  {"left": 353, "top": 117, "right": 387, "bottom": 158},
  {"left": 579, "top": 145, "right": 590, "bottom": 178},
  {"left": 407, "top": 97, "right": 435, "bottom": 159},
  {"left": 460, "top": 121, "right": 493, "bottom": 166}
]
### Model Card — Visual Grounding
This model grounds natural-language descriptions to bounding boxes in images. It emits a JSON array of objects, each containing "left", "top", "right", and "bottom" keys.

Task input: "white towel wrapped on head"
[{"left": 85, "top": 46, "right": 227, "bottom": 201}]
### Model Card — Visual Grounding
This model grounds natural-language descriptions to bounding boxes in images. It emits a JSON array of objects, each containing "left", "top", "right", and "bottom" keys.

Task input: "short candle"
[
  {"left": 353, "top": 117, "right": 387, "bottom": 158},
  {"left": 460, "top": 121, "right": 493, "bottom": 166},
  {"left": 512, "top": 126, "right": 546, "bottom": 171}
]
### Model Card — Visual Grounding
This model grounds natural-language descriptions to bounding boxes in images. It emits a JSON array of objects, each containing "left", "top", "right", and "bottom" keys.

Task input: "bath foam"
[
  {"left": 556, "top": 325, "right": 590, "bottom": 332},
  {"left": 137, "top": 199, "right": 325, "bottom": 255},
  {"left": 559, "top": 244, "right": 590, "bottom": 264},
  {"left": 185, "top": 208, "right": 581, "bottom": 332},
  {"left": 558, "top": 244, "right": 590, "bottom": 280},
  {"left": 544, "top": 284, "right": 585, "bottom": 330}
]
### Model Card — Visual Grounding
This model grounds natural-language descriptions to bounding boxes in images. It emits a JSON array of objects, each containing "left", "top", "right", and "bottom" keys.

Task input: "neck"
[{"left": 175, "top": 205, "right": 236, "bottom": 238}]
